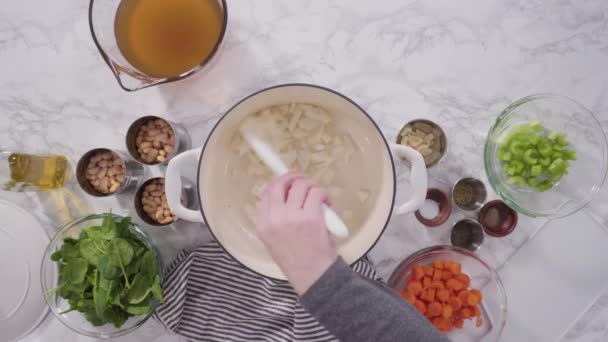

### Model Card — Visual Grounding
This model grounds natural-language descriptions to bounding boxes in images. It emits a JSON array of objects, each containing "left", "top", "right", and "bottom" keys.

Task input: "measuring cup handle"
[
  {"left": 389, "top": 143, "right": 428, "bottom": 215},
  {"left": 165, "top": 147, "right": 204, "bottom": 223}
]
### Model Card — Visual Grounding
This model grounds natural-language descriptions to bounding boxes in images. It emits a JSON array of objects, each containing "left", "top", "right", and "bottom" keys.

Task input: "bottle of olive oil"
[{"left": 4, "top": 153, "right": 67, "bottom": 191}]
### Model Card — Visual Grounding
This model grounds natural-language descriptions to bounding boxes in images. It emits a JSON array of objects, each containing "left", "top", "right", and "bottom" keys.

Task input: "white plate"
[{"left": 0, "top": 200, "right": 51, "bottom": 342}]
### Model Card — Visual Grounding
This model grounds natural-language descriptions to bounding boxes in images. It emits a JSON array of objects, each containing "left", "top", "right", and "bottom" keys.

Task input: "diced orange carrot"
[
  {"left": 448, "top": 297, "right": 463, "bottom": 310},
  {"left": 430, "top": 280, "right": 445, "bottom": 289},
  {"left": 462, "top": 307, "right": 473, "bottom": 319},
  {"left": 432, "top": 269, "right": 443, "bottom": 281},
  {"left": 433, "top": 317, "right": 453, "bottom": 333},
  {"left": 441, "top": 270, "right": 453, "bottom": 281},
  {"left": 436, "top": 288, "right": 450, "bottom": 302},
  {"left": 446, "top": 278, "right": 464, "bottom": 291},
  {"left": 466, "top": 293, "right": 480, "bottom": 306},
  {"left": 442, "top": 304, "right": 453, "bottom": 319},
  {"left": 454, "top": 318, "right": 465, "bottom": 329},
  {"left": 427, "top": 288, "right": 436, "bottom": 302},
  {"left": 422, "top": 276, "right": 432, "bottom": 289},
  {"left": 412, "top": 266, "right": 425, "bottom": 280},
  {"left": 432, "top": 260, "right": 444, "bottom": 270},
  {"left": 408, "top": 281, "right": 423, "bottom": 296},
  {"left": 427, "top": 302, "right": 442, "bottom": 317},
  {"left": 452, "top": 310, "right": 464, "bottom": 321},
  {"left": 401, "top": 289, "right": 416, "bottom": 304},
  {"left": 455, "top": 273, "right": 470, "bottom": 288},
  {"left": 470, "top": 289, "right": 483, "bottom": 302},
  {"left": 414, "top": 300, "right": 426, "bottom": 314},
  {"left": 476, "top": 317, "right": 483, "bottom": 327},
  {"left": 457, "top": 290, "right": 470, "bottom": 303},
  {"left": 448, "top": 262, "right": 461, "bottom": 275},
  {"left": 423, "top": 266, "right": 434, "bottom": 276}
]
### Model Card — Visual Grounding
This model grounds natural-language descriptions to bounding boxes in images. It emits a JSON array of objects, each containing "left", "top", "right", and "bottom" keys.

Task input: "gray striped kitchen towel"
[{"left": 155, "top": 242, "right": 380, "bottom": 342}]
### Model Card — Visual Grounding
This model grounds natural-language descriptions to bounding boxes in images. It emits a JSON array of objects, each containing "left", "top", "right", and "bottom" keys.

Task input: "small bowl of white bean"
[
  {"left": 76, "top": 148, "right": 144, "bottom": 197},
  {"left": 134, "top": 177, "right": 196, "bottom": 226},
  {"left": 126, "top": 116, "right": 191, "bottom": 165}
]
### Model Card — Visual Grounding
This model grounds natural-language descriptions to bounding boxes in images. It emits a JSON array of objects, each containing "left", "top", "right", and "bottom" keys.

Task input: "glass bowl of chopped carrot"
[{"left": 388, "top": 245, "right": 507, "bottom": 342}]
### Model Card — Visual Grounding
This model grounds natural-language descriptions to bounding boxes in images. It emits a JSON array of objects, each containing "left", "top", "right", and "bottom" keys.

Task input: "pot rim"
[{"left": 196, "top": 83, "right": 397, "bottom": 280}]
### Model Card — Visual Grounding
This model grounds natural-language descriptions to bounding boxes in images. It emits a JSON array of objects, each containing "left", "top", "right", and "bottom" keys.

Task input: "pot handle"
[
  {"left": 165, "top": 147, "right": 204, "bottom": 223},
  {"left": 389, "top": 143, "right": 428, "bottom": 215}
]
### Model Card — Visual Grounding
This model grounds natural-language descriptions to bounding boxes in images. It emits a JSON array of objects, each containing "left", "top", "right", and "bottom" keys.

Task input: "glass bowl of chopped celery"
[
  {"left": 484, "top": 94, "right": 608, "bottom": 218},
  {"left": 40, "top": 213, "right": 164, "bottom": 338}
]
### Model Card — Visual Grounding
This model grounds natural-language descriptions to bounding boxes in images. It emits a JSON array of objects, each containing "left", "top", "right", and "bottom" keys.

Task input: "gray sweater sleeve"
[{"left": 301, "top": 257, "right": 449, "bottom": 342}]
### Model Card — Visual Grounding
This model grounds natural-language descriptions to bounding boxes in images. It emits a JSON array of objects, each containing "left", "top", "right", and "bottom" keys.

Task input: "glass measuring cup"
[{"left": 88, "top": 0, "right": 228, "bottom": 91}]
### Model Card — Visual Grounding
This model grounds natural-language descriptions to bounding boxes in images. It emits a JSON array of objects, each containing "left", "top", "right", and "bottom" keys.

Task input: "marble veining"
[{"left": 0, "top": 0, "right": 607, "bottom": 341}]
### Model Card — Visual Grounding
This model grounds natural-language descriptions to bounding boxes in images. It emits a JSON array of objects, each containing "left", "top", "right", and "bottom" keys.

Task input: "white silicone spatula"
[{"left": 240, "top": 118, "right": 350, "bottom": 238}]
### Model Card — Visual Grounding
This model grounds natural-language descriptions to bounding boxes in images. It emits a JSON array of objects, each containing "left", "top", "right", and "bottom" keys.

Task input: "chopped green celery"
[
  {"left": 548, "top": 158, "right": 567, "bottom": 175},
  {"left": 529, "top": 120, "right": 542, "bottom": 131},
  {"left": 509, "top": 141, "right": 526, "bottom": 156},
  {"left": 555, "top": 134, "right": 569, "bottom": 146},
  {"left": 510, "top": 160, "right": 525, "bottom": 174},
  {"left": 530, "top": 165, "right": 542, "bottom": 177},
  {"left": 528, "top": 177, "right": 542, "bottom": 186},
  {"left": 523, "top": 149, "right": 539, "bottom": 164},
  {"left": 539, "top": 158, "right": 551, "bottom": 166},
  {"left": 563, "top": 150, "right": 577, "bottom": 161},
  {"left": 536, "top": 180, "right": 554, "bottom": 192},
  {"left": 548, "top": 131, "right": 561, "bottom": 141},
  {"left": 538, "top": 141, "right": 552, "bottom": 156},
  {"left": 508, "top": 176, "right": 527, "bottom": 186},
  {"left": 552, "top": 152, "right": 563, "bottom": 159},
  {"left": 528, "top": 134, "right": 542, "bottom": 145},
  {"left": 498, "top": 149, "right": 512, "bottom": 161},
  {"left": 503, "top": 164, "right": 516, "bottom": 176},
  {"left": 552, "top": 144, "right": 563, "bottom": 152},
  {"left": 549, "top": 173, "right": 563, "bottom": 182}
]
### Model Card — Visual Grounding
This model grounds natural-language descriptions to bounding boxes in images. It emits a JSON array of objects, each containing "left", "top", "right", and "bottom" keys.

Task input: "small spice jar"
[
  {"left": 479, "top": 200, "right": 518, "bottom": 237},
  {"left": 415, "top": 188, "right": 452, "bottom": 227},
  {"left": 451, "top": 219, "right": 485, "bottom": 251},
  {"left": 452, "top": 178, "right": 487, "bottom": 211},
  {"left": 396, "top": 119, "right": 447, "bottom": 168}
]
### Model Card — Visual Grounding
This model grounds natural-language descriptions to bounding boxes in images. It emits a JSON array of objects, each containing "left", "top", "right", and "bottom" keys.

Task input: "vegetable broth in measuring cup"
[{"left": 114, "top": 0, "right": 223, "bottom": 78}]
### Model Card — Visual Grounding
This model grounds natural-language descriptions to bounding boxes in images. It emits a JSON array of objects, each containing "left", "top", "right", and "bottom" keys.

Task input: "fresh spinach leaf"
[
  {"left": 126, "top": 273, "right": 152, "bottom": 304},
  {"left": 140, "top": 250, "right": 157, "bottom": 278},
  {"left": 150, "top": 275, "right": 164, "bottom": 303},
  {"left": 79, "top": 239, "right": 104, "bottom": 266},
  {"left": 109, "top": 307, "right": 129, "bottom": 328},
  {"left": 98, "top": 255, "right": 121, "bottom": 280},
  {"left": 61, "top": 242, "right": 82, "bottom": 261},
  {"left": 84, "top": 309, "right": 105, "bottom": 327},
  {"left": 126, "top": 256, "right": 142, "bottom": 275},
  {"left": 116, "top": 217, "right": 131, "bottom": 237},
  {"left": 65, "top": 258, "right": 88, "bottom": 284},
  {"left": 51, "top": 250, "right": 63, "bottom": 261},
  {"left": 125, "top": 301, "right": 151, "bottom": 315},
  {"left": 107, "top": 238, "right": 134, "bottom": 267},
  {"left": 86, "top": 225, "right": 116, "bottom": 241}
]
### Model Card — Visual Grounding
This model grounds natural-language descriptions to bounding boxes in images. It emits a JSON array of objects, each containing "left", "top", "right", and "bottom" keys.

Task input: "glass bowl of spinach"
[{"left": 40, "top": 213, "right": 164, "bottom": 338}]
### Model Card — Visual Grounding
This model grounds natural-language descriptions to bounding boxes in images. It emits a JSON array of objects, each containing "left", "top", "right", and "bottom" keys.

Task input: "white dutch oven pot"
[{"left": 166, "top": 84, "right": 427, "bottom": 279}]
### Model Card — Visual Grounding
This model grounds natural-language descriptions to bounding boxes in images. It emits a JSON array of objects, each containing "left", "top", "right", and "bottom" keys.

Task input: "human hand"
[{"left": 256, "top": 172, "right": 338, "bottom": 295}]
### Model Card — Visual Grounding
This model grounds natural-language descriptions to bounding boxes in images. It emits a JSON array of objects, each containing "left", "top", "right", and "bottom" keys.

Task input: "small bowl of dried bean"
[
  {"left": 126, "top": 116, "right": 191, "bottom": 165},
  {"left": 134, "top": 177, "right": 181, "bottom": 226},
  {"left": 397, "top": 119, "right": 447, "bottom": 168},
  {"left": 76, "top": 148, "right": 143, "bottom": 197}
]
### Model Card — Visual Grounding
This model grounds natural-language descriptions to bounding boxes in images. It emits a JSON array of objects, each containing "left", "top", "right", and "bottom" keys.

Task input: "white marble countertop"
[{"left": 1, "top": 0, "right": 607, "bottom": 341}]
